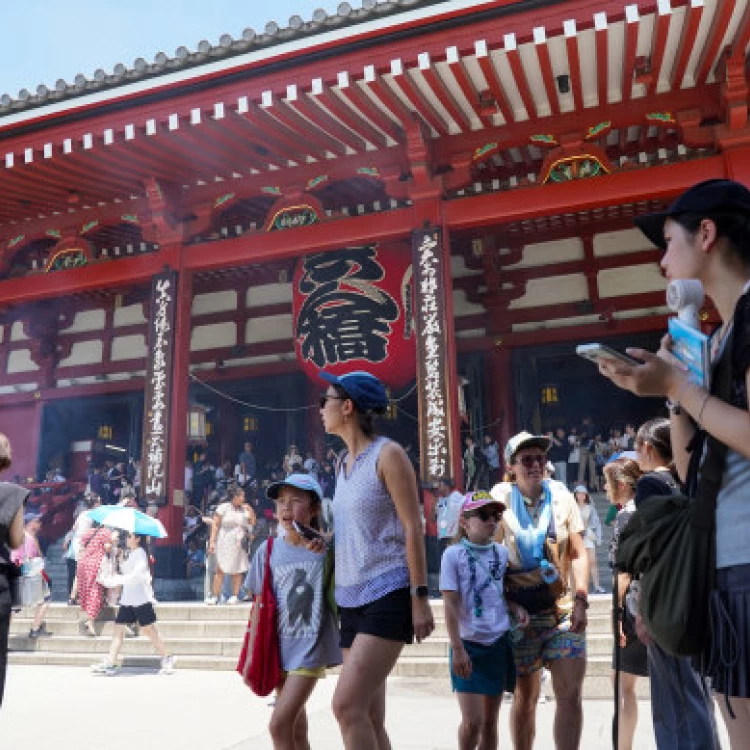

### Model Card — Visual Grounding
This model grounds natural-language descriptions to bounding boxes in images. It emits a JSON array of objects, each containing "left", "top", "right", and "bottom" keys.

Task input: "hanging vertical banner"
[
  {"left": 141, "top": 270, "right": 177, "bottom": 504},
  {"left": 412, "top": 228, "right": 454, "bottom": 484}
]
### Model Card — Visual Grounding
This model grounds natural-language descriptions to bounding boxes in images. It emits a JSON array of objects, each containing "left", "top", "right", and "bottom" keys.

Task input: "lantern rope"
[{"left": 188, "top": 372, "right": 417, "bottom": 413}]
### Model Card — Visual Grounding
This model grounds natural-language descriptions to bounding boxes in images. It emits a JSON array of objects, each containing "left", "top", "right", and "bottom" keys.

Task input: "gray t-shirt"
[
  {"left": 716, "top": 449, "right": 750, "bottom": 568},
  {"left": 245, "top": 538, "right": 341, "bottom": 672}
]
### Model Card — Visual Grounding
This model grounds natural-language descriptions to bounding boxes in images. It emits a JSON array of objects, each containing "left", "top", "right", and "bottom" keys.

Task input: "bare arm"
[
  {"left": 568, "top": 530, "right": 590, "bottom": 634},
  {"left": 8, "top": 507, "right": 24, "bottom": 549},
  {"left": 208, "top": 513, "right": 220, "bottom": 554},
  {"left": 442, "top": 589, "right": 471, "bottom": 679},
  {"left": 379, "top": 441, "right": 434, "bottom": 642}
]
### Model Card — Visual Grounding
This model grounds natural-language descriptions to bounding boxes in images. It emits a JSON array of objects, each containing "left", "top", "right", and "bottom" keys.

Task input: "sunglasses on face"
[
  {"left": 466, "top": 508, "right": 501, "bottom": 522},
  {"left": 319, "top": 394, "right": 344, "bottom": 409},
  {"left": 517, "top": 454, "right": 546, "bottom": 469}
]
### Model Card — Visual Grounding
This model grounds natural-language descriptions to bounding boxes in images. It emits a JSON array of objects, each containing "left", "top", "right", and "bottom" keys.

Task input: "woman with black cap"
[
  {"left": 318, "top": 370, "right": 434, "bottom": 750},
  {"left": 600, "top": 178, "right": 750, "bottom": 748}
]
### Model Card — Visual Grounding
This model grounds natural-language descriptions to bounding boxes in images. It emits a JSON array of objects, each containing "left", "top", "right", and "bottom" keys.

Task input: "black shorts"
[
  {"left": 339, "top": 587, "right": 413, "bottom": 649},
  {"left": 115, "top": 602, "right": 157, "bottom": 627}
]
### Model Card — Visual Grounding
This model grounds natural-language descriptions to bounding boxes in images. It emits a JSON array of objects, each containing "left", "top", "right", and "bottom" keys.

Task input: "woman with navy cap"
[
  {"left": 319, "top": 370, "right": 434, "bottom": 750},
  {"left": 600, "top": 178, "right": 750, "bottom": 748}
]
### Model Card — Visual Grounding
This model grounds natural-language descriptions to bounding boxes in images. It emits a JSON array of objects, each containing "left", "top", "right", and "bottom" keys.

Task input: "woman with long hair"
[
  {"left": 76, "top": 522, "right": 116, "bottom": 636},
  {"left": 604, "top": 457, "right": 646, "bottom": 750},
  {"left": 319, "top": 370, "right": 434, "bottom": 750}
]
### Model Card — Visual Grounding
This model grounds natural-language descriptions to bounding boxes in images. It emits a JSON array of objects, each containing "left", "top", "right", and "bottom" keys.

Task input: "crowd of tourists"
[{"left": 0, "top": 178, "right": 750, "bottom": 750}]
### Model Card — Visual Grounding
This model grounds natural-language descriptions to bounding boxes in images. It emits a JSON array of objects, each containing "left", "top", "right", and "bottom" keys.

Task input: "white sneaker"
[
  {"left": 91, "top": 661, "right": 117, "bottom": 676},
  {"left": 204, "top": 596, "right": 218, "bottom": 605},
  {"left": 226, "top": 596, "right": 238, "bottom": 605},
  {"left": 160, "top": 654, "right": 175, "bottom": 674},
  {"left": 594, "top": 586, "right": 607, "bottom": 594}
]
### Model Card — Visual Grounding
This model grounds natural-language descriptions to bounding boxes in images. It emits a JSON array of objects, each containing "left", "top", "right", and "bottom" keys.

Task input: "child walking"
[
  {"left": 441, "top": 492, "right": 529, "bottom": 750},
  {"left": 90, "top": 532, "right": 173, "bottom": 675},
  {"left": 245, "top": 474, "right": 341, "bottom": 750}
]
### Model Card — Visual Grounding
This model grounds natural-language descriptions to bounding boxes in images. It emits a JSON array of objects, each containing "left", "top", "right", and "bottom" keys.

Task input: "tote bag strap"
[{"left": 262, "top": 537, "right": 274, "bottom": 595}]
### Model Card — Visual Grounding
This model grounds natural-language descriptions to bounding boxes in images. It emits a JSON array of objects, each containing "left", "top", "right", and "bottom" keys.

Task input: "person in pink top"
[{"left": 11, "top": 513, "right": 51, "bottom": 638}]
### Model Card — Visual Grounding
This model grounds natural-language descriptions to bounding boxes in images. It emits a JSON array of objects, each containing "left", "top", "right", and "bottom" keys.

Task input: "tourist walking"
[
  {"left": 598, "top": 179, "right": 750, "bottom": 748},
  {"left": 319, "top": 370, "right": 434, "bottom": 750},
  {"left": 91, "top": 532, "right": 173, "bottom": 675},
  {"left": 566, "top": 428, "right": 580, "bottom": 488},
  {"left": 572, "top": 486, "right": 605, "bottom": 594},
  {"left": 604, "top": 457, "right": 647, "bottom": 750},
  {"left": 483, "top": 435, "right": 501, "bottom": 486},
  {"left": 490, "top": 431, "right": 589, "bottom": 750},
  {"left": 205, "top": 485, "right": 255, "bottom": 605},
  {"left": 433, "top": 478, "right": 465, "bottom": 558},
  {"left": 547, "top": 428, "right": 568, "bottom": 488},
  {"left": 441, "top": 491, "right": 529, "bottom": 750},
  {"left": 463, "top": 435, "right": 487, "bottom": 491},
  {"left": 0, "top": 434, "right": 27, "bottom": 708},
  {"left": 11, "top": 513, "right": 52, "bottom": 638},
  {"left": 245, "top": 474, "right": 341, "bottom": 749},
  {"left": 76, "top": 524, "right": 115, "bottom": 636}
]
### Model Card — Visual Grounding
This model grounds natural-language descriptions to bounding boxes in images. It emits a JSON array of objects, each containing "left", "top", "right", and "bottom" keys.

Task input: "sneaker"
[
  {"left": 38, "top": 623, "right": 53, "bottom": 637},
  {"left": 204, "top": 596, "right": 218, "bottom": 605},
  {"left": 159, "top": 654, "right": 175, "bottom": 675},
  {"left": 28, "top": 628, "right": 40, "bottom": 639},
  {"left": 91, "top": 661, "right": 118, "bottom": 676},
  {"left": 594, "top": 586, "right": 607, "bottom": 594},
  {"left": 226, "top": 596, "right": 238, "bottom": 605},
  {"left": 124, "top": 624, "right": 138, "bottom": 638}
]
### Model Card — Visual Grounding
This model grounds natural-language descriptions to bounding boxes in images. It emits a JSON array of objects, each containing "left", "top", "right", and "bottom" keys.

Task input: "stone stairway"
[{"left": 9, "top": 596, "right": 642, "bottom": 699}]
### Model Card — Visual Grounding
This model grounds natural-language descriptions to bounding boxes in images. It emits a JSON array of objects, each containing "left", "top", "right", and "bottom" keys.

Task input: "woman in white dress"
[
  {"left": 205, "top": 486, "right": 255, "bottom": 604},
  {"left": 573, "top": 485, "right": 605, "bottom": 594}
]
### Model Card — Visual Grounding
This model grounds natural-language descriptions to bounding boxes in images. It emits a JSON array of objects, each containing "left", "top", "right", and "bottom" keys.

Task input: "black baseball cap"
[{"left": 634, "top": 179, "right": 750, "bottom": 249}]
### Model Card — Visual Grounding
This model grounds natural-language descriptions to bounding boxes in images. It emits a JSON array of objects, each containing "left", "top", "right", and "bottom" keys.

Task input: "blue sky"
[{"left": 0, "top": 0, "right": 341, "bottom": 97}]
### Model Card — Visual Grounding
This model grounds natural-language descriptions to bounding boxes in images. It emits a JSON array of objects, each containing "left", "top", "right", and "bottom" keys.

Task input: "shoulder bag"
[
  {"left": 615, "top": 329, "right": 732, "bottom": 658},
  {"left": 236, "top": 538, "right": 281, "bottom": 696}
]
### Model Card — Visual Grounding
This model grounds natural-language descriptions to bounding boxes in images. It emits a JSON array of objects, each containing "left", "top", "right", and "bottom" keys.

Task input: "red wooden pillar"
[
  {"left": 487, "top": 347, "right": 515, "bottom": 458},
  {"left": 723, "top": 144, "right": 750, "bottom": 185},
  {"left": 155, "top": 255, "right": 191, "bottom": 578}
]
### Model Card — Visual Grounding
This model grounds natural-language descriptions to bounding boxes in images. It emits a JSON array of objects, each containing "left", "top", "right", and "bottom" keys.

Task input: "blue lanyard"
[
  {"left": 461, "top": 540, "right": 500, "bottom": 618},
  {"left": 510, "top": 483, "right": 553, "bottom": 570}
]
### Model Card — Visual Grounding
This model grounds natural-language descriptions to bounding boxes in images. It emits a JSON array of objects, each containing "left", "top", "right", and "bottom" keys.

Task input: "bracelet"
[
  {"left": 697, "top": 391, "right": 711, "bottom": 427},
  {"left": 574, "top": 592, "right": 590, "bottom": 609},
  {"left": 665, "top": 378, "right": 691, "bottom": 415}
]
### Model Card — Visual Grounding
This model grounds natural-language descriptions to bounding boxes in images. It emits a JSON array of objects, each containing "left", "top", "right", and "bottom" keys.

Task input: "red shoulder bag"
[{"left": 236, "top": 538, "right": 281, "bottom": 696}]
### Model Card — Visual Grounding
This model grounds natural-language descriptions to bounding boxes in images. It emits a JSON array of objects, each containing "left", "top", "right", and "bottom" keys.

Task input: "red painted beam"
[
  {"left": 595, "top": 17, "right": 609, "bottom": 107},
  {"left": 474, "top": 43, "right": 515, "bottom": 124},
  {"left": 670, "top": 0, "right": 705, "bottom": 88},
  {"left": 419, "top": 61, "right": 473, "bottom": 132},
  {"left": 456, "top": 312, "right": 670, "bottom": 352},
  {"left": 336, "top": 76, "right": 403, "bottom": 142},
  {"left": 390, "top": 65, "right": 448, "bottom": 136},
  {"left": 645, "top": 4, "right": 674, "bottom": 97},
  {"left": 621, "top": 8, "right": 640, "bottom": 102},
  {"left": 504, "top": 39, "right": 538, "bottom": 118},
  {"left": 565, "top": 28, "right": 584, "bottom": 112},
  {"left": 445, "top": 52, "right": 488, "bottom": 127},
  {"left": 444, "top": 155, "right": 725, "bottom": 230},
  {"left": 183, "top": 207, "right": 413, "bottom": 271},
  {"left": 695, "top": 0, "right": 738, "bottom": 85},
  {"left": 314, "top": 84, "right": 388, "bottom": 149},
  {"left": 533, "top": 34, "right": 560, "bottom": 116}
]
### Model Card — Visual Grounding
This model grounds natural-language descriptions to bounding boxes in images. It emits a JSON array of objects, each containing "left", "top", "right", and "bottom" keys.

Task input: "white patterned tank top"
[{"left": 333, "top": 435, "right": 410, "bottom": 607}]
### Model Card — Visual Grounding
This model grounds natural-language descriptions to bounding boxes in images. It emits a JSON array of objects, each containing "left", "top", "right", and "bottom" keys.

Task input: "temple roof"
[{"left": 0, "top": 0, "right": 460, "bottom": 119}]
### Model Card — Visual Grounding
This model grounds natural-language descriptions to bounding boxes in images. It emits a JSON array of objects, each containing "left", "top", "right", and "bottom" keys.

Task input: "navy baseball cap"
[
  {"left": 319, "top": 370, "right": 388, "bottom": 414},
  {"left": 634, "top": 179, "right": 750, "bottom": 249},
  {"left": 267, "top": 473, "right": 323, "bottom": 504}
]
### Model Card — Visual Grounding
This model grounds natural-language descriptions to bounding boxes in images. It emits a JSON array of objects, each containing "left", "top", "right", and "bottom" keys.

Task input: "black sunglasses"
[
  {"left": 517, "top": 454, "right": 546, "bottom": 469},
  {"left": 319, "top": 394, "right": 345, "bottom": 409},
  {"left": 466, "top": 507, "right": 501, "bottom": 522}
]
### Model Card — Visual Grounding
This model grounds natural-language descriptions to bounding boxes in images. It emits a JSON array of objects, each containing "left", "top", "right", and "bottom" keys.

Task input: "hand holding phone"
[
  {"left": 576, "top": 344, "right": 640, "bottom": 368},
  {"left": 292, "top": 520, "right": 325, "bottom": 543}
]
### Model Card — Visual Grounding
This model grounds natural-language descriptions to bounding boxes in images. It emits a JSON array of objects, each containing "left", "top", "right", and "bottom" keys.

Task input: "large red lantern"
[{"left": 293, "top": 243, "right": 415, "bottom": 388}]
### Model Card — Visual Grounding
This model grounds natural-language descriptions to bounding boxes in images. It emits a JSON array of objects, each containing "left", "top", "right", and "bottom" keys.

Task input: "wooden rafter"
[
  {"left": 670, "top": 0, "right": 706, "bottom": 88},
  {"left": 695, "top": 0, "right": 739, "bottom": 84}
]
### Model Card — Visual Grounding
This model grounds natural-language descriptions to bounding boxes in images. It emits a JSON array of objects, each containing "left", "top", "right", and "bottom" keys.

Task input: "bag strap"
[
  {"left": 262, "top": 537, "right": 274, "bottom": 595},
  {"left": 689, "top": 328, "right": 734, "bottom": 518}
]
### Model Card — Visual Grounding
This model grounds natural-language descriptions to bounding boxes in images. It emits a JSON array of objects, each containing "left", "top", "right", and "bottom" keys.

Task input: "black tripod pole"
[{"left": 612, "top": 568, "right": 620, "bottom": 750}]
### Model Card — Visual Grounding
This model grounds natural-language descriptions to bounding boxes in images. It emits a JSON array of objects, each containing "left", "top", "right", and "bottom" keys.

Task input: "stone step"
[
  {"left": 9, "top": 618, "right": 247, "bottom": 639},
  {"left": 7, "top": 650, "right": 239, "bottom": 671},
  {"left": 8, "top": 634, "right": 243, "bottom": 657}
]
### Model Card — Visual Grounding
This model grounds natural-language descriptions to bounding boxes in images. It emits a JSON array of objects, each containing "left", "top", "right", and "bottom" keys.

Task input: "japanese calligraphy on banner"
[
  {"left": 292, "top": 244, "right": 415, "bottom": 388},
  {"left": 141, "top": 270, "right": 177, "bottom": 504},
  {"left": 412, "top": 228, "right": 454, "bottom": 484}
]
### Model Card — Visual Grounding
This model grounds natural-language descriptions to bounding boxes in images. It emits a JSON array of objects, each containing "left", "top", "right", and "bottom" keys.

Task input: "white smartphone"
[{"left": 576, "top": 343, "right": 640, "bottom": 367}]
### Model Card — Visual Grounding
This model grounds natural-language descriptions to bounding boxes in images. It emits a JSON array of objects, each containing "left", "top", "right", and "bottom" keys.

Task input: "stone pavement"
[{"left": 1, "top": 665, "right": 729, "bottom": 748}]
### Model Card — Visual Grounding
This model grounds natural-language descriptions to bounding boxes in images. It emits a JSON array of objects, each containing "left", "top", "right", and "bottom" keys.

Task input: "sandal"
[{"left": 80, "top": 621, "right": 97, "bottom": 637}]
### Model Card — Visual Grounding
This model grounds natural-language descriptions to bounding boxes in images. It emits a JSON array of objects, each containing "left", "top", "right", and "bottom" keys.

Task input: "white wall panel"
[
  {"left": 113, "top": 303, "right": 147, "bottom": 327},
  {"left": 7, "top": 349, "right": 38, "bottom": 373},
  {"left": 10, "top": 322, "right": 27, "bottom": 341},
  {"left": 593, "top": 227, "right": 652, "bottom": 256},
  {"left": 599, "top": 264, "right": 666, "bottom": 297},
  {"left": 111, "top": 335, "right": 147, "bottom": 361},
  {"left": 506, "top": 238, "right": 583, "bottom": 269},
  {"left": 192, "top": 290, "right": 237, "bottom": 316},
  {"left": 245, "top": 314, "right": 293, "bottom": 344},
  {"left": 246, "top": 283, "right": 292, "bottom": 307},
  {"left": 58, "top": 340, "right": 103, "bottom": 367},
  {"left": 191, "top": 323, "right": 236, "bottom": 351},
  {"left": 509, "top": 274, "right": 588, "bottom": 309},
  {"left": 60, "top": 310, "right": 105, "bottom": 333}
]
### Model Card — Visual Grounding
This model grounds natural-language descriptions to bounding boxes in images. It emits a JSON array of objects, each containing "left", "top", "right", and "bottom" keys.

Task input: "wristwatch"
[{"left": 410, "top": 585, "right": 429, "bottom": 598}]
